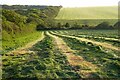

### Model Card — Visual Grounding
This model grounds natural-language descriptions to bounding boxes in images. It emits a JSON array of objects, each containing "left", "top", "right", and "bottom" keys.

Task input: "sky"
[{"left": 1, "top": 0, "right": 119, "bottom": 7}]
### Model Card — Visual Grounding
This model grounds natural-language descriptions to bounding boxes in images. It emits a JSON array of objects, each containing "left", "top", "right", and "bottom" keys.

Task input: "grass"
[
  {"left": 53, "top": 30, "right": 119, "bottom": 38},
  {"left": 2, "top": 31, "right": 42, "bottom": 54},
  {"left": 51, "top": 32, "right": 120, "bottom": 78},
  {"left": 2, "top": 34, "right": 80, "bottom": 79},
  {"left": 2, "top": 30, "right": 120, "bottom": 78},
  {"left": 55, "top": 6, "right": 118, "bottom": 20},
  {"left": 54, "top": 30, "right": 119, "bottom": 47},
  {"left": 52, "top": 30, "right": 119, "bottom": 56},
  {"left": 55, "top": 6, "right": 118, "bottom": 26}
]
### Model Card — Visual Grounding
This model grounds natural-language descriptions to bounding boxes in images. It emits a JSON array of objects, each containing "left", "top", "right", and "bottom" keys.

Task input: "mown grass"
[
  {"left": 55, "top": 30, "right": 119, "bottom": 47},
  {"left": 2, "top": 31, "right": 42, "bottom": 54},
  {"left": 60, "top": 36, "right": 120, "bottom": 78},
  {"left": 50, "top": 31, "right": 120, "bottom": 78},
  {"left": 53, "top": 30, "right": 118, "bottom": 38},
  {"left": 83, "top": 37, "right": 120, "bottom": 48},
  {"left": 53, "top": 30, "right": 119, "bottom": 56},
  {"left": 2, "top": 34, "right": 80, "bottom": 79}
]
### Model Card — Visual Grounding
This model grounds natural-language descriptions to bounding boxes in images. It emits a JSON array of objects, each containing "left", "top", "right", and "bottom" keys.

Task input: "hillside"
[
  {"left": 1, "top": 5, "right": 61, "bottom": 52},
  {"left": 55, "top": 6, "right": 118, "bottom": 20}
]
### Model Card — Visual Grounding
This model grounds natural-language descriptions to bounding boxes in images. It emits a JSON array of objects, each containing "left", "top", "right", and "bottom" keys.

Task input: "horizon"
[{"left": 0, "top": 0, "right": 119, "bottom": 7}]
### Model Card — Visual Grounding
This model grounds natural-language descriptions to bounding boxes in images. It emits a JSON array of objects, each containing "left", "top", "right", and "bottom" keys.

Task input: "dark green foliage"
[
  {"left": 36, "top": 23, "right": 47, "bottom": 30},
  {"left": 65, "top": 23, "right": 70, "bottom": 28},
  {"left": 57, "top": 22, "right": 62, "bottom": 29},
  {"left": 2, "top": 5, "right": 62, "bottom": 51},
  {"left": 2, "top": 9, "right": 26, "bottom": 26},
  {"left": 55, "top": 19, "right": 117, "bottom": 29},
  {"left": 114, "top": 21, "right": 120, "bottom": 29},
  {"left": 95, "top": 22, "right": 113, "bottom": 29},
  {"left": 2, "top": 5, "right": 47, "bottom": 10}
]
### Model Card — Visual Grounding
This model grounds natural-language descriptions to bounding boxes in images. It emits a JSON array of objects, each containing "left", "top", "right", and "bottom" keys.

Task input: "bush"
[
  {"left": 95, "top": 22, "right": 113, "bottom": 29},
  {"left": 114, "top": 21, "right": 120, "bottom": 29}
]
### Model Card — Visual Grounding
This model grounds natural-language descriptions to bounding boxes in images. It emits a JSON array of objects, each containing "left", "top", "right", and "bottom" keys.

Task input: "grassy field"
[
  {"left": 2, "top": 31, "right": 42, "bottom": 54},
  {"left": 2, "top": 5, "right": 120, "bottom": 79},
  {"left": 55, "top": 6, "right": 118, "bottom": 26},
  {"left": 2, "top": 33, "right": 80, "bottom": 79},
  {"left": 55, "top": 6, "right": 118, "bottom": 20},
  {"left": 2, "top": 30, "right": 120, "bottom": 79}
]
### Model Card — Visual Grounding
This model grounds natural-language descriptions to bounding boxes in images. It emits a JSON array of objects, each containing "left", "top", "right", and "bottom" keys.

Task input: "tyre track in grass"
[
  {"left": 46, "top": 32, "right": 98, "bottom": 78},
  {"left": 51, "top": 32, "right": 120, "bottom": 52},
  {"left": 6, "top": 32, "right": 45, "bottom": 55}
]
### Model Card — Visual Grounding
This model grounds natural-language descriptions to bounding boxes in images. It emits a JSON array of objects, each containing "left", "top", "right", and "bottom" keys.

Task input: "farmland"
[
  {"left": 1, "top": 5, "right": 120, "bottom": 79},
  {"left": 55, "top": 6, "right": 118, "bottom": 20},
  {"left": 55, "top": 6, "right": 118, "bottom": 26},
  {"left": 2, "top": 30, "right": 120, "bottom": 79}
]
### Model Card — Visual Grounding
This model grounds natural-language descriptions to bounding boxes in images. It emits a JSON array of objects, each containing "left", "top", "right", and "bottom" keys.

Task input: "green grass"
[
  {"left": 55, "top": 6, "right": 118, "bottom": 26},
  {"left": 53, "top": 30, "right": 119, "bottom": 38},
  {"left": 52, "top": 30, "right": 119, "bottom": 56},
  {"left": 2, "top": 31, "right": 42, "bottom": 54},
  {"left": 55, "top": 29, "right": 120, "bottom": 48},
  {"left": 55, "top": 6, "right": 118, "bottom": 20},
  {"left": 2, "top": 34, "right": 80, "bottom": 79},
  {"left": 50, "top": 31, "right": 120, "bottom": 78},
  {"left": 2, "top": 30, "right": 120, "bottom": 78}
]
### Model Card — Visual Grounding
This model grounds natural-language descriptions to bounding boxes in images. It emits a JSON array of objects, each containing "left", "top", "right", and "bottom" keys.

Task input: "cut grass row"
[
  {"left": 47, "top": 32, "right": 100, "bottom": 78},
  {"left": 50, "top": 31, "right": 120, "bottom": 78},
  {"left": 55, "top": 30, "right": 120, "bottom": 48},
  {"left": 53, "top": 30, "right": 119, "bottom": 50},
  {"left": 80, "top": 36, "right": 120, "bottom": 48},
  {"left": 2, "top": 33, "right": 80, "bottom": 79},
  {"left": 53, "top": 30, "right": 118, "bottom": 38}
]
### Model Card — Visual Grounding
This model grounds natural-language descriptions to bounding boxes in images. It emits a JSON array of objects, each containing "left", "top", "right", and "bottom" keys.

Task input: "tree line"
[{"left": 36, "top": 21, "right": 120, "bottom": 30}]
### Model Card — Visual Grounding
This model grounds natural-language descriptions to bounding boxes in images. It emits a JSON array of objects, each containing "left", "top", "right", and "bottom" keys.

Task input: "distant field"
[{"left": 55, "top": 6, "right": 118, "bottom": 20}]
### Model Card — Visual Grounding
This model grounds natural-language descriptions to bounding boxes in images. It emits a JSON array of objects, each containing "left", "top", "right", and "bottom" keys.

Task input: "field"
[
  {"left": 2, "top": 32, "right": 43, "bottom": 54},
  {"left": 55, "top": 6, "right": 118, "bottom": 20},
  {"left": 55, "top": 6, "right": 118, "bottom": 26},
  {"left": 2, "top": 30, "right": 120, "bottom": 79},
  {"left": 1, "top": 4, "right": 119, "bottom": 79}
]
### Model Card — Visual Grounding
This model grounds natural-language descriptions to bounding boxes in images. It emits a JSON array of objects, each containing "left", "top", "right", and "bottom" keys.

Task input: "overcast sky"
[{"left": 1, "top": 0, "right": 119, "bottom": 7}]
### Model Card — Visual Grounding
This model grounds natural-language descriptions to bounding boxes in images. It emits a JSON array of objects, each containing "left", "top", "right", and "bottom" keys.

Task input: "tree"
[
  {"left": 95, "top": 22, "right": 113, "bottom": 29},
  {"left": 114, "top": 21, "right": 120, "bottom": 29},
  {"left": 57, "top": 22, "right": 62, "bottom": 29},
  {"left": 2, "top": 9, "right": 27, "bottom": 26},
  {"left": 65, "top": 23, "right": 70, "bottom": 29},
  {"left": 36, "top": 22, "right": 48, "bottom": 30}
]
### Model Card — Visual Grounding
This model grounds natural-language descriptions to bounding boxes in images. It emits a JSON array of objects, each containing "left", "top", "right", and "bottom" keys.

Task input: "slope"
[{"left": 55, "top": 6, "right": 118, "bottom": 20}]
